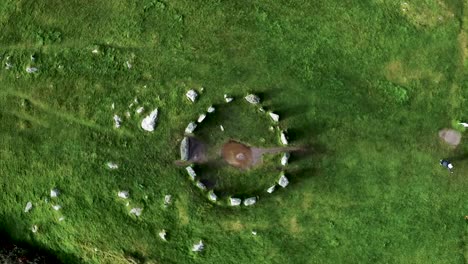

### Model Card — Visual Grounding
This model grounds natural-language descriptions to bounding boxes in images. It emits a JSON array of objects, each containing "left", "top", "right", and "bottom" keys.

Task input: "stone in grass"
[
  {"left": 129, "top": 208, "right": 143, "bottom": 217},
  {"left": 252, "top": 230, "right": 257, "bottom": 236},
  {"left": 50, "top": 188, "right": 60, "bottom": 198},
  {"left": 118, "top": 191, "right": 129, "bottom": 199},
  {"left": 245, "top": 94, "right": 260, "bottom": 104},
  {"left": 52, "top": 205, "right": 61, "bottom": 211},
  {"left": 164, "top": 195, "right": 172, "bottom": 206},
  {"left": 24, "top": 202, "right": 33, "bottom": 213},
  {"left": 185, "top": 122, "right": 197, "bottom": 134},
  {"left": 208, "top": 191, "right": 217, "bottom": 202},
  {"left": 243, "top": 197, "right": 257, "bottom": 206},
  {"left": 186, "top": 166, "right": 196, "bottom": 180},
  {"left": 196, "top": 181, "right": 206, "bottom": 190},
  {"left": 224, "top": 94, "right": 233, "bottom": 103},
  {"left": 280, "top": 131, "right": 288, "bottom": 145},
  {"left": 113, "top": 115, "right": 122, "bottom": 128},
  {"left": 281, "top": 153, "right": 290, "bottom": 166},
  {"left": 269, "top": 112, "right": 279, "bottom": 122},
  {"left": 229, "top": 197, "right": 242, "bottom": 206},
  {"left": 192, "top": 240, "right": 204, "bottom": 252},
  {"left": 58, "top": 217, "right": 65, "bottom": 222},
  {"left": 107, "top": 162, "right": 118, "bottom": 170},
  {"left": 207, "top": 106, "right": 215, "bottom": 113},
  {"left": 141, "top": 108, "right": 159, "bottom": 132},
  {"left": 197, "top": 114, "right": 206, "bottom": 123},
  {"left": 186, "top": 90, "right": 198, "bottom": 103},
  {"left": 278, "top": 173, "right": 289, "bottom": 188},
  {"left": 220, "top": 125, "right": 225, "bottom": 132},
  {"left": 135, "top": 106, "right": 144, "bottom": 114},
  {"left": 159, "top": 229, "right": 167, "bottom": 241},
  {"left": 31, "top": 225, "right": 38, "bottom": 233},
  {"left": 180, "top": 137, "right": 190, "bottom": 161},
  {"left": 26, "top": 67, "right": 38, "bottom": 73},
  {"left": 267, "top": 185, "right": 275, "bottom": 193}
]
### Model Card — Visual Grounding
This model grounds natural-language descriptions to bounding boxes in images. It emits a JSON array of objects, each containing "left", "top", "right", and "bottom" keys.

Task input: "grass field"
[{"left": 0, "top": 0, "right": 467, "bottom": 263}]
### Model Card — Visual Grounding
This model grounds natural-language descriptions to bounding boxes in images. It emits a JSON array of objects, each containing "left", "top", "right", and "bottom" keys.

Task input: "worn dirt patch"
[
  {"left": 384, "top": 60, "right": 443, "bottom": 85},
  {"left": 222, "top": 220, "right": 245, "bottom": 231},
  {"left": 176, "top": 196, "right": 189, "bottom": 225},
  {"left": 439, "top": 128, "right": 462, "bottom": 146},
  {"left": 458, "top": 31, "right": 468, "bottom": 64},
  {"left": 288, "top": 216, "right": 302, "bottom": 234}
]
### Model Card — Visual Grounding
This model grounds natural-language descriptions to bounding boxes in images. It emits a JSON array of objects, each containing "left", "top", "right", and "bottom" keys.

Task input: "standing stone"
[
  {"left": 196, "top": 181, "right": 206, "bottom": 190},
  {"left": 220, "top": 125, "right": 225, "bottom": 132},
  {"left": 26, "top": 67, "right": 38, "bottom": 73},
  {"left": 135, "top": 106, "right": 144, "bottom": 114},
  {"left": 113, "top": 115, "right": 122, "bottom": 128},
  {"left": 208, "top": 191, "right": 217, "bottom": 202},
  {"left": 186, "top": 90, "right": 198, "bottom": 103},
  {"left": 159, "top": 230, "right": 167, "bottom": 241},
  {"left": 164, "top": 195, "right": 172, "bottom": 206},
  {"left": 269, "top": 112, "right": 280, "bottom": 122},
  {"left": 24, "top": 202, "right": 32, "bottom": 213},
  {"left": 141, "top": 108, "right": 159, "bottom": 132},
  {"left": 107, "top": 162, "right": 118, "bottom": 170},
  {"left": 281, "top": 153, "right": 290, "bottom": 166},
  {"left": 280, "top": 131, "right": 288, "bottom": 145},
  {"left": 267, "top": 185, "right": 276, "bottom": 193},
  {"left": 207, "top": 106, "right": 215, "bottom": 113},
  {"left": 192, "top": 240, "right": 204, "bottom": 252},
  {"left": 129, "top": 208, "right": 143, "bottom": 216},
  {"left": 186, "top": 166, "right": 196, "bottom": 180},
  {"left": 245, "top": 94, "right": 260, "bottom": 104},
  {"left": 50, "top": 188, "right": 60, "bottom": 198},
  {"left": 278, "top": 173, "right": 289, "bottom": 188},
  {"left": 197, "top": 114, "right": 206, "bottom": 123},
  {"left": 243, "top": 197, "right": 257, "bottom": 206},
  {"left": 180, "top": 137, "right": 190, "bottom": 161},
  {"left": 31, "top": 225, "right": 38, "bottom": 233},
  {"left": 52, "top": 205, "right": 61, "bottom": 211},
  {"left": 229, "top": 198, "right": 241, "bottom": 206},
  {"left": 224, "top": 94, "right": 233, "bottom": 103},
  {"left": 118, "top": 191, "right": 129, "bottom": 199},
  {"left": 185, "top": 122, "right": 197, "bottom": 134}
]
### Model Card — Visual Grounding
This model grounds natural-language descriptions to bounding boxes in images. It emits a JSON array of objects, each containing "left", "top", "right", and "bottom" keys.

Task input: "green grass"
[{"left": 0, "top": 0, "right": 467, "bottom": 263}]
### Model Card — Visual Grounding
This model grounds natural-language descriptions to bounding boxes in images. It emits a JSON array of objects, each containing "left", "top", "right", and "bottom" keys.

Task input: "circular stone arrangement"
[{"left": 179, "top": 93, "right": 293, "bottom": 207}]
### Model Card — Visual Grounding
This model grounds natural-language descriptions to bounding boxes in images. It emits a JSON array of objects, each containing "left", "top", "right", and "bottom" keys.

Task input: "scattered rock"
[
  {"left": 196, "top": 181, "right": 206, "bottom": 190},
  {"left": 224, "top": 94, "right": 233, "bottom": 103},
  {"left": 129, "top": 208, "right": 143, "bottom": 216},
  {"left": 229, "top": 198, "right": 241, "bottom": 206},
  {"left": 107, "top": 162, "right": 118, "bottom": 170},
  {"left": 50, "top": 188, "right": 60, "bottom": 198},
  {"left": 113, "top": 115, "right": 122, "bottom": 128},
  {"left": 118, "top": 191, "right": 129, "bottom": 199},
  {"left": 24, "top": 202, "right": 32, "bottom": 213},
  {"left": 26, "top": 67, "right": 38, "bottom": 73},
  {"left": 186, "top": 90, "right": 198, "bottom": 103},
  {"left": 267, "top": 185, "right": 276, "bottom": 193},
  {"left": 141, "top": 108, "right": 159, "bottom": 132},
  {"left": 220, "top": 125, "right": 224, "bottom": 132},
  {"left": 251, "top": 230, "right": 257, "bottom": 236},
  {"left": 269, "top": 112, "right": 279, "bottom": 122},
  {"left": 136, "top": 107, "right": 144, "bottom": 114},
  {"left": 159, "top": 230, "right": 167, "bottom": 241},
  {"left": 207, "top": 106, "right": 215, "bottom": 113},
  {"left": 197, "top": 114, "right": 206, "bottom": 123},
  {"left": 185, "top": 122, "right": 197, "bottom": 134},
  {"left": 280, "top": 131, "right": 288, "bottom": 145},
  {"left": 281, "top": 153, "right": 290, "bottom": 166},
  {"left": 192, "top": 241, "right": 204, "bottom": 252},
  {"left": 278, "top": 173, "right": 289, "bottom": 188},
  {"left": 52, "top": 205, "right": 61, "bottom": 211},
  {"left": 245, "top": 94, "right": 260, "bottom": 104},
  {"left": 208, "top": 191, "right": 217, "bottom": 201},
  {"left": 180, "top": 137, "right": 190, "bottom": 161},
  {"left": 164, "top": 195, "right": 172, "bottom": 206},
  {"left": 186, "top": 166, "right": 196, "bottom": 180},
  {"left": 31, "top": 225, "right": 38, "bottom": 233},
  {"left": 243, "top": 197, "right": 257, "bottom": 206}
]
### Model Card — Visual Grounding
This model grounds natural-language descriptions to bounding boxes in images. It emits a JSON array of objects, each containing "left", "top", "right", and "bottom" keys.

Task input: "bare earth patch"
[{"left": 439, "top": 129, "right": 461, "bottom": 147}]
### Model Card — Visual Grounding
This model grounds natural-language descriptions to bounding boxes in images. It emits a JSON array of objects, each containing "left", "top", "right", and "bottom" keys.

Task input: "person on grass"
[{"left": 440, "top": 159, "right": 454, "bottom": 173}]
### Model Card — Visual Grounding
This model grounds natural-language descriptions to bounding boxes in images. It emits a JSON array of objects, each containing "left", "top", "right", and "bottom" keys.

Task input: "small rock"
[
  {"left": 30, "top": 55, "right": 35, "bottom": 61},
  {"left": 141, "top": 108, "right": 159, "bottom": 132},
  {"left": 164, "top": 195, "right": 172, "bottom": 205},
  {"left": 159, "top": 230, "right": 167, "bottom": 241},
  {"left": 186, "top": 166, "right": 196, "bottom": 180},
  {"left": 243, "top": 197, "right": 257, "bottom": 206},
  {"left": 31, "top": 225, "right": 38, "bottom": 233},
  {"left": 207, "top": 106, "right": 215, "bottom": 113},
  {"left": 52, "top": 205, "right": 61, "bottom": 211},
  {"left": 230, "top": 198, "right": 241, "bottom": 206},
  {"left": 185, "top": 122, "right": 197, "bottom": 134},
  {"left": 118, "top": 191, "right": 129, "bottom": 199},
  {"left": 278, "top": 173, "right": 289, "bottom": 188},
  {"left": 197, "top": 114, "right": 206, "bottom": 123},
  {"left": 224, "top": 94, "right": 233, "bottom": 103},
  {"left": 134, "top": 98, "right": 139, "bottom": 104},
  {"left": 245, "top": 94, "right": 260, "bottom": 104},
  {"left": 269, "top": 126, "right": 275, "bottom": 132},
  {"left": 192, "top": 240, "right": 204, "bottom": 252},
  {"left": 136, "top": 107, "right": 144, "bottom": 114},
  {"left": 220, "top": 125, "right": 224, "bottom": 132},
  {"left": 107, "top": 162, "right": 118, "bottom": 170},
  {"left": 180, "top": 137, "right": 190, "bottom": 161},
  {"left": 125, "top": 61, "right": 132, "bottom": 69},
  {"left": 24, "top": 202, "right": 32, "bottom": 213},
  {"left": 111, "top": 103, "right": 115, "bottom": 110},
  {"left": 26, "top": 67, "right": 38, "bottom": 73},
  {"left": 459, "top": 122, "right": 468, "bottom": 128},
  {"left": 280, "top": 131, "right": 288, "bottom": 145},
  {"left": 129, "top": 208, "right": 143, "bottom": 216},
  {"left": 267, "top": 185, "right": 276, "bottom": 193},
  {"left": 196, "top": 181, "right": 206, "bottom": 190},
  {"left": 259, "top": 107, "right": 265, "bottom": 112},
  {"left": 252, "top": 230, "right": 257, "bottom": 236},
  {"left": 50, "top": 188, "right": 60, "bottom": 198},
  {"left": 269, "top": 112, "right": 280, "bottom": 122},
  {"left": 125, "top": 111, "right": 131, "bottom": 118},
  {"left": 92, "top": 49, "right": 99, "bottom": 54},
  {"left": 58, "top": 217, "right": 65, "bottom": 222},
  {"left": 113, "top": 115, "right": 122, "bottom": 128},
  {"left": 186, "top": 90, "right": 198, "bottom": 103},
  {"left": 281, "top": 153, "right": 290, "bottom": 166},
  {"left": 208, "top": 191, "right": 217, "bottom": 201}
]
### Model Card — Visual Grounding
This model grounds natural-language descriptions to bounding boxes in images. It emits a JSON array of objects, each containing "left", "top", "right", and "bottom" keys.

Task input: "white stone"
[
  {"left": 107, "top": 162, "right": 118, "bottom": 170},
  {"left": 180, "top": 137, "right": 190, "bottom": 161},
  {"left": 280, "top": 131, "right": 288, "bottom": 145},
  {"left": 259, "top": 107, "right": 265, "bottom": 112},
  {"left": 111, "top": 103, "right": 115, "bottom": 110},
  {"left": 159, "top": 230, "right": 167, "bottom": 241},
  {"left": 141, "top": 108, "right": 159, "bottom": 132},
  {"left": 26, "top": 67, "right": 38, "bottom": 73},
  {"left": 92, "top": 49, "right": 99, "bottom": 54},
  {"left": 31, "top": 225, "right": 38, "bottom": 233},
  {"left": 224, "top": 94, "right": 233, "bottom": 103},
  {"left": 52, "top": 205, "right": 61, "bottom": 211},
  {"left": 113, "top": 115, "right": 122, "bottom": 128},
  {"left": 230, "top": 198, "right": 241, "bottom": 206},
  {"left": 125, "top": 111, "right": 131, "bottom": 118},
  {"left": 50, "top": 188, "right": 59, "bottom": 198},
  {"left": 118, "top": 191, "right": 129, "bottom": 199},
  {"left": 192, "top": 240, "right": 204, "bottom": 252},
  {"left": 186, "top": 166, "right": 196, "bottom": 180},
  {"left": 252, "top": 230, "right": 257, "bottom": 235},
  {"left": 196, "top": 181, "right": 206, "bottom": 190},
  {"left": 269, "top": 112, "right": 280, "bottom": 122},
  {"left": 125, "top": 61, "right": 132, "bottom": 69},
  {"left": 164, "top": 195, "right": 172, "bottom": 205},
  {"left": 459, "top": 122, "right": 468, "bottom": 128},
  {"left": 207, "top": 106, "right": 215, "bottom": 113},
  {"left": 186, "top": 90, "right": 198, "bottom": 102},
  {"left": 197, "top": 114, "right": 206, "bottom": 123},
  {"left": 185, "top": 122, "right": 197, "bottom": 134},
  {"left": 245, "top": 94, "right": 260, "bottom": 104},
  {"left": 130, "top": 208, "right": 143, "bottom": 216},
  {"left": 58, "top": 217, "right": 65, "bottom": 222},
  {"left": 243, "top": 197, "right": 257, "bottom": 206},
  {"left": 208, "top": 191, "right": 217, "bottom": 201},
  {"left": 136, "top": 107, "right": 144, "bottom": 114},
  {"left": 281, "top": 153, "right": 290, "bottom": 166},
  {"left": 267, "top": 185, "right": 275, "bottom": 193},
  {"left": 220, "top": 125, "right": 224, "bottom": 132},
  {"left": 278, "top": 174, "right": 289, "bottom": 188},
  {"left": 24, "top": 202, "right": 32, "bottom": 213}
]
